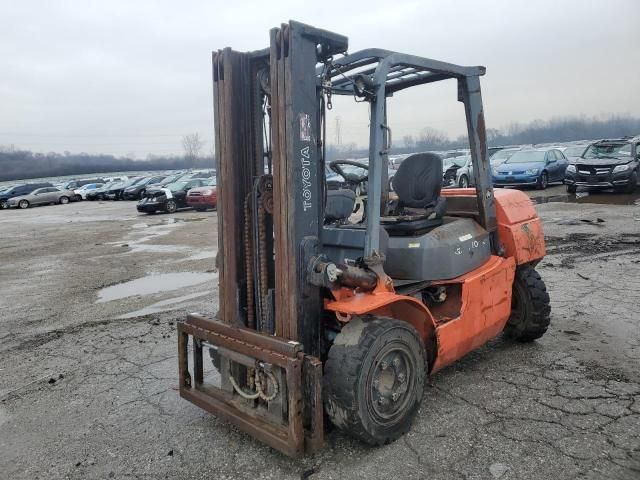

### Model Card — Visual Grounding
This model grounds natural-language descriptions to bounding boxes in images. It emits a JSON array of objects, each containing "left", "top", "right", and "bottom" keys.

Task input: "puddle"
[
  {"left": 97, "top": 272, "right": 217, "bottom": 303},
  {"left": 118, "top": 291, "right": 210, "bottom": 319},
  {"left": 531, "top": 191, "right": 640, "bottom": 206},
  {"left": 128, "top": 244, "right": 191, "bottom": 255}
]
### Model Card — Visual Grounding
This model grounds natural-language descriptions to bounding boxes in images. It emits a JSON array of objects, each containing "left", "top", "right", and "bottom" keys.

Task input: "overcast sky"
[{"left": 1, "top": 0, "right": 638, "bottom": 157}]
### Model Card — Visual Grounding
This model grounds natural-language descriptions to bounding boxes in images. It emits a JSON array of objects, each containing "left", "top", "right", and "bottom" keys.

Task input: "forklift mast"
[{"left": 213, "top": 22, "right": 347, "bottom": 356}]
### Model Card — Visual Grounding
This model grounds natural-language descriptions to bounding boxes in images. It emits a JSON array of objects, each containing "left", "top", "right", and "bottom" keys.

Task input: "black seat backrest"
[
  {"left": 325, "top": 189, "right": 356, "bottom": 222},
  {"left": 393, "top": 153, "right": 443, "bottom": 208}
]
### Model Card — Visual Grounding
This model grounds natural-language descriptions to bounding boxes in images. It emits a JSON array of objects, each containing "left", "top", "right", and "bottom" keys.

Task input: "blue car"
[{"left": 492, "top": 148, "right": 568, "bottom": 190}]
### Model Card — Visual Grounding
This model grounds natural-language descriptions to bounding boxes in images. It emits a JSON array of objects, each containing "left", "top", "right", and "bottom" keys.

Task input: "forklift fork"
[{"left": 177, "top": 314, "right": 323, "bottom": 456}]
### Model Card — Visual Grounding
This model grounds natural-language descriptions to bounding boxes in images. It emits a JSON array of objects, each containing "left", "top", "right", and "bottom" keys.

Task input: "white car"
[{"left": 74, "top": 183, "right": 104, "bottom": 200}]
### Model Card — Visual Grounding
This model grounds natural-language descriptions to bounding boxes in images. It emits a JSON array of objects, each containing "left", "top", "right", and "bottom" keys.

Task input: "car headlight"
[
  {"left": 612, "top": 164, "right": 630, "bottom": 173},
  {"left": 492, "top": 168, "right": 499, "bottom": 175},
  {"left": 203, "top": 189, "right": 213, "bottom": 196},
  {"left": 525, "top": 169, "right": 538, "bottom": 175},
  {"left": 566, "top": 165, "right": 576, "bottom": 173}
]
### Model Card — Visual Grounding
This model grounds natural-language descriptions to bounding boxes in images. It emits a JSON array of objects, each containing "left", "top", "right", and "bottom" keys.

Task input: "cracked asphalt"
[{"left": 0, "top": 186, "right": 638, "bottom": 479}]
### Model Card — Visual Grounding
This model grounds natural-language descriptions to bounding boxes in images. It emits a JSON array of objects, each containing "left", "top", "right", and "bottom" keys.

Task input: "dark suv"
[
  {"left": 565, "top": 137, "right": 639, "bottom": 193},
  {"left": 0, "top": 183, "right": 53, "bottom": 209}
]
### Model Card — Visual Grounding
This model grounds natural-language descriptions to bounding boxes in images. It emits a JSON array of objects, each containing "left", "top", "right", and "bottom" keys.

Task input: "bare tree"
[
  {"left": 182, "top": 133, "right": 204, "bottom": 167},
  {"left": 416, "top": 127, "right": 449, "bottom": 149}
]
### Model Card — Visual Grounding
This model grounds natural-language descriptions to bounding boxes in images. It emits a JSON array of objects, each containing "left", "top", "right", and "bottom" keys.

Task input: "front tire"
[
  {"left": 504, "top": 265, "right": 551, "bottom": 342},
  {"left": 19, "top": 200, "right": 29, "bottom": 209},
  {"left": 536, "top": 172, "right": 548, "bottom": 190},
  {"left": 59, "top": 196, "right": 69, "bottom": 204},
  {"left": 0, "top": 200, "right": 8, "bottom": 209},
  {"left": 566, "top": 184, "right": 576, "bottom": 194},
  {"left": 324, "top": 316, "right": 426, "bottom": 446},
  {"left": 165, "top": 200, "right": 177, "bottom": 213},
  {"left": 458, "top": 174, "right": 469, "bottom": 188},
  {"left": 623, "top": 171, "right": 638, "bottom": 193}
]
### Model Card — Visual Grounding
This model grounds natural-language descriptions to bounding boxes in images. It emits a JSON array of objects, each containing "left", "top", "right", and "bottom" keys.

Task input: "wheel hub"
[{"left": 370, "top": 349, "right": 412, "bottom": 418}]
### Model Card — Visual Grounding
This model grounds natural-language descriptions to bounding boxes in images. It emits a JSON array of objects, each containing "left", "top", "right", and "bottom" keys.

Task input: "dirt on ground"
[{"left": 0, "top": 186, "right": 639, "bottom": 480}]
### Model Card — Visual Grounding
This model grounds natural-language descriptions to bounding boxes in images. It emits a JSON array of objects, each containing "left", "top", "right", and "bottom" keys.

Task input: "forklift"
[{"left": 177, "top": 20, "right": 550, "bottom": 456}]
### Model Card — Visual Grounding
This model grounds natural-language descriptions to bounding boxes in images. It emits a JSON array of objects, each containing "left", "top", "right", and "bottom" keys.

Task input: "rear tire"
[
  {"left": 504, "top": 265, "right": 551, "bottom": 342},
  {"left": 19, "top": 200, "right": 29, "bottom": 209},
  {"left": 0, "top": 200, "right": 8, "bottom": 209},
  {"left": 59, "top": 196, "right": 69, "bottom": 204},
  {"left": 324, "top": 316, "right": 426, "bottom": 445},
  {"left": 566, "top": 184, "right": 576, "bottom": 194},
  {"left": 458, "top": 175, "right": 469, "bottom": 188}
]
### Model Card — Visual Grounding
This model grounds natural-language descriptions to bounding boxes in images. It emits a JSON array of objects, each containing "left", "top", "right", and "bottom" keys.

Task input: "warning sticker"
[{"left": 299, "top": 113, "right": 311, "bottom": 141}]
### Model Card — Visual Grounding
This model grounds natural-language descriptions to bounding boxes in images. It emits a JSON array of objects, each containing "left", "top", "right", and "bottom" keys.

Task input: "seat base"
[{"left": 384, "top": 217, "right": 491, "bottom": 281}]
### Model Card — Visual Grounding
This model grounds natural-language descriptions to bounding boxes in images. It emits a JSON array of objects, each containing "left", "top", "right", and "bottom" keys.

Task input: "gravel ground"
[{"left": 0, "top": 187, "right": 638, "bottom": 480}]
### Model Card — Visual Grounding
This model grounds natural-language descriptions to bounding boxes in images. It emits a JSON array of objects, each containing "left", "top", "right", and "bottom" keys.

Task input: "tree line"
[
  {"left": 0, "top": 133, "right": 212, "bottom": 182},
  {"left": 327, "top": 114, "right": 640, "bottom": 159},
  {"left": 0, "top": 148, "right": 215, "bottom": 182},
  {"left": 2, "top": 115, "right": 638, "bottom": 181}
]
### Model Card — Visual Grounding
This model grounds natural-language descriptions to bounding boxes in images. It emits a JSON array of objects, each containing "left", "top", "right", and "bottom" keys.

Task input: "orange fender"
[{"left": 325, "top": 292, "right": 437, "bottom": 344}]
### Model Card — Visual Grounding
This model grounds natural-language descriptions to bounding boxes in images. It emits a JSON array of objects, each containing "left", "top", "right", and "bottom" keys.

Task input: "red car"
[{"left": 186, "top": 178, "right": 217, "bottom": 211}]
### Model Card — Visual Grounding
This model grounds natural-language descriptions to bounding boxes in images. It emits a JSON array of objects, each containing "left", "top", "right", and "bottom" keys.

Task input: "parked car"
[
  {"left": 85, "top": 181, "right": 118, "bottom": 200},
  {"left": 453, "top": 155, "right": 474, "bottom": 188},
  {"left": 74, "top": 183, "right": 104, "bottom": 200},
  {"left": 489, "top": 147, "right": 521, "bottom": 166},
  {"left": 186, "top": 178, "right": 217, "bottom": 211},
  {"left": 492, "top": 148, "right": 568, "bottom": 189},
  {"left": 559, "top": 144, "right": 591, "bottom": 164},
  {"left": 564, "top": 137, "right": 639, "bottom": 193},
  {"left": 137, "top": 179, "right": 207, "bottom": 214},
  {"left": 122, "top": 176, "right": 167, "bottom": 200},
  {"left": 103, "top": 177, "right": 144, "bottom": 200},
  {"left": 8, "top": 187, "right": 76, "bottom": 209},
  {"left": 0, "top": 182, "right": 54, "bottom": 209},
  {"left": 62, "top": 178, "right": 105, "bottom": 190},
  {"left": 442, "top": 155, "right": 469, "bottom": 188}
]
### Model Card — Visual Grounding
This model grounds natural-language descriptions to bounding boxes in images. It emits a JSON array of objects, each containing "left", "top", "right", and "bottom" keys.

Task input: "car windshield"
[
  {"left": 505, "top": 151, "right": 546, "bottom": 163},
  {"left": 563, "top": 146, "right": 587, "bottom": 157},
  {"left": 168, "top": 181, "right": 188, "bottom": 192},
  {"left": 162, "top": 175, "right": 180, "bottom": 184},
  {"left": 443, "top": 156, "right": 467, "bottom": 169},
  {"left": 584, "top": 143, "right": 631, "bottom": 159},
  {"left": 492, "top": 149, "right": 518, "bottom": 160},
  {"left": 206, "top": 178, "right": 216, "bottom": 186}
]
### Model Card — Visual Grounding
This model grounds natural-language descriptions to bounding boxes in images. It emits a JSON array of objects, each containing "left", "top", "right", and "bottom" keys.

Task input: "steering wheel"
[{"left": 329, "top": 160, "right": 369, "bottom": 186}]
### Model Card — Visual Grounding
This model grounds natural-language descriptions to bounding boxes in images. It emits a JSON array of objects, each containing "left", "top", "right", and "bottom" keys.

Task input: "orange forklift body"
[{"left": 325, "top": 188, "right": 544, "bottom": 374}]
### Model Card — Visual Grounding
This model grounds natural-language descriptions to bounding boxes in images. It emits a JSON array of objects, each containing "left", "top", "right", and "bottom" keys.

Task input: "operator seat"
[{"left": 382, "top": 153, "right": 447, "bottom": 235}]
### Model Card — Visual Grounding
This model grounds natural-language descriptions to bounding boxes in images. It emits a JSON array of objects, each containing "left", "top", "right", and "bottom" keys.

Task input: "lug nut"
[
  {"left": 393, "top": 357, "right": 401, "bottom": 367},
  {"left": 380, "top": 361, "right": 388, "bottom": 370},
  {"left": 392, "top": 392, "right": 400, "bottom": 402},
  {"left": 397, "top": 373, "right": 406, "bottom": 383}
]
